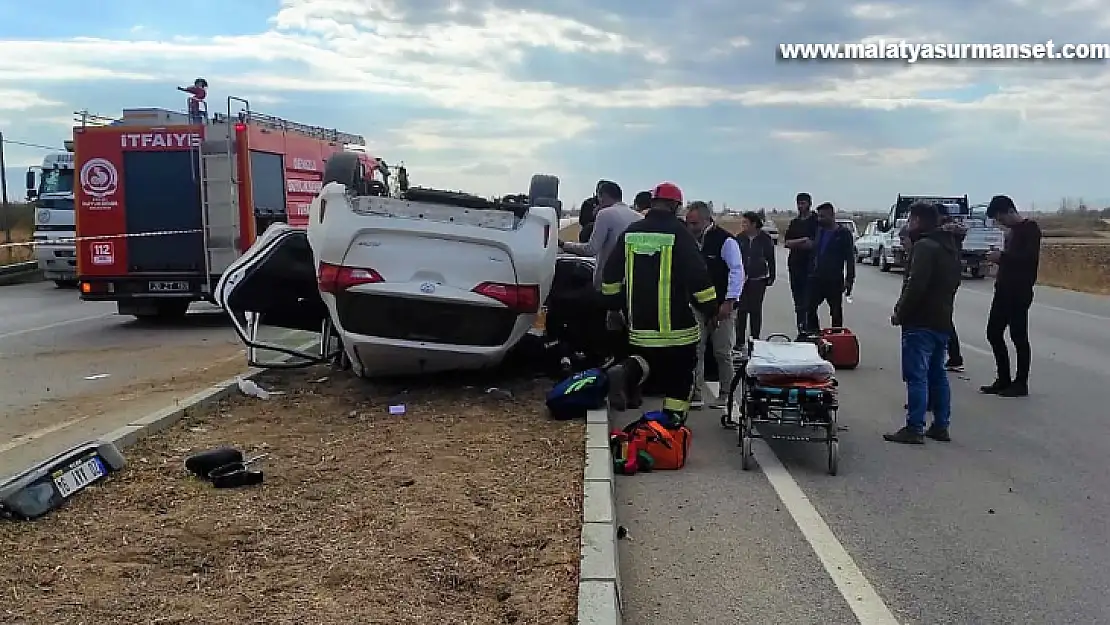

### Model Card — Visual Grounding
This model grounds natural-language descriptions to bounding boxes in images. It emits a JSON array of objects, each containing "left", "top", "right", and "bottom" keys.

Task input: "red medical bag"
[{"left": 820, "top": 328, "right": 860, "bottom": 369}]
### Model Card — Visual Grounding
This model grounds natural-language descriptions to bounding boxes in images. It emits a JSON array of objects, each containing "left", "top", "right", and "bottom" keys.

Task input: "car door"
[{"left": 213, "top": 222, "right": 338, "bottom": 367}]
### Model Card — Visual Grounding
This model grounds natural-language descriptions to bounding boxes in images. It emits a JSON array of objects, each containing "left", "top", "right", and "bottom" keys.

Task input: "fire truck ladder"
[{"left": 191, "top": 97, "right": 250, "bottom": 298}]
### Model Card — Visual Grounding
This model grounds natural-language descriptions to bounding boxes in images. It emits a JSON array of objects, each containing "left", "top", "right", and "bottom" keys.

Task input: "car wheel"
[{"left": 528, "top": 174, "right": 561, "bottom": 217}]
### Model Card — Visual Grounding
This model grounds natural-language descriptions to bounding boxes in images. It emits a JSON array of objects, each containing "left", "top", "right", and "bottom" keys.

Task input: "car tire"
[
  {"left": 528, "top": 174, "right": 561, "bottom": 217},
  {"left": 323, "top": 152, "right": 365, "bottom": 190}
]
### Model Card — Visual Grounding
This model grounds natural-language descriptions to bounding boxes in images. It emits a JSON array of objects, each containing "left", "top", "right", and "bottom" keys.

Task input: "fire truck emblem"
[{"left": 80, "top": 158, "right": 119, "bottom": 199}]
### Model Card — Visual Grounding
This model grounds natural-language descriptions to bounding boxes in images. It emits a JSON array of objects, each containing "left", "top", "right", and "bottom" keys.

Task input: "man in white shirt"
[{"left": 684, "top": 201, "right": 745, "bottom": 409}]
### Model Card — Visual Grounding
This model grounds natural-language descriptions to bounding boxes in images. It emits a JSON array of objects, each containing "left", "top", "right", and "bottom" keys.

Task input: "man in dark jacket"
[
  {"left": 784, "top": 192, "right": 819, "bottom": 330},
  {"left": 884, "top": 202, "right": 962, "bottom": 444},
  {"left": 600, "top": 182, "right": 717, "bottom": 427},
  {"left": 578, "top": 197, "right": 598, "bottom": 243},
  {"left": 981, "top": 194, "right": 1041, "bottom": 397},
  {"left": 802, "top": 202, "right": 855, "bottom": 331}
]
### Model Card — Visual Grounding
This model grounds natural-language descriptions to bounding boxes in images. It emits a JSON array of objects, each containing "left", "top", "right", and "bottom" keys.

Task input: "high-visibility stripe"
[
  {"left": 600, "top": 282, "right": 621, "bottom": 295},
  {"left": 659, "top": 244, "right": 673, "bottom": 334},
  {"left": 693, "top": 286, "right": 716, "bottom": 303},
  {"left": 662, "top": 397, "right": 690, "bottom": 412}
]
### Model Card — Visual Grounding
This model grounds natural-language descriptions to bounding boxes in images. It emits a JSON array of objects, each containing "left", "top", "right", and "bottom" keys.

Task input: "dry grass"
[
  {"left": 0, "top": 366, "right": 585, "bottom": 625},
  {"left": 0, "top": 225, "right": 33, "bottom": 266},
  {"left": 1038, "top": 241, "right": 1110, "bottom": 294}
]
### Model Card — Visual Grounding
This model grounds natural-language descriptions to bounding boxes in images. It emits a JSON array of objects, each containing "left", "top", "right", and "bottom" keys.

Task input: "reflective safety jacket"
[{"left": 600, "top": 210, "right": 718, "bottom": 347}]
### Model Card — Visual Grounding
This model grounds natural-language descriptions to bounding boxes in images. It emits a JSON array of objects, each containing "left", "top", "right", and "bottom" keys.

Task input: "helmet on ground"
[{"left": 652, "top": 182, "right": 682, "bottom": 203}]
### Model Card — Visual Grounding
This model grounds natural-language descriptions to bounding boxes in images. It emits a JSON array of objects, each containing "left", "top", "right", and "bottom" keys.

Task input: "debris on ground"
[
  {"left": 0, "top": 367, "right": 585, "bottom": 624},
  {"left": 236, "top": 376, "right": 271, "bottom": 399}
]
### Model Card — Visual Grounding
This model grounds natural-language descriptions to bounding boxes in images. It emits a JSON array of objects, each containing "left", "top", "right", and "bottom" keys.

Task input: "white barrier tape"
[{"left": 0, "top": 228, "right": 205, "bottom": 251}]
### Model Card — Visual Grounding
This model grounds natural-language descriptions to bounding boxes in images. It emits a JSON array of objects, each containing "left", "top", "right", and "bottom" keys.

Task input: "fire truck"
[{"left": 73, "top": 97, "right": 376, "bottom": 320}]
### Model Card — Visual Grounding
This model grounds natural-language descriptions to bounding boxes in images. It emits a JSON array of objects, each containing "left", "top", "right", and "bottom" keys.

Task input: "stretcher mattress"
[{"left": 745, "top": 340, "right": 835, "bottom": 381}]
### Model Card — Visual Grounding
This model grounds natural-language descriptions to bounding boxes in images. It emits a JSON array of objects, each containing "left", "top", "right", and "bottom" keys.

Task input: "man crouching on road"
[
  {"left": 884, "top": 202, "right": 962, "bottom": 444},
  {"left": 600, "top": 182, "right": 718, "bottom": 427},
  {"left": 684, "top": 201, "right": 745, "bottom": 410}
]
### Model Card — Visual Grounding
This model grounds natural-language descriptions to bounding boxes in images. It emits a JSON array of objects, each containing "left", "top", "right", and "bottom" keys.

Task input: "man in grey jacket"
[{"left": 560, "top": 181, "right": 642, "bottom": 289}]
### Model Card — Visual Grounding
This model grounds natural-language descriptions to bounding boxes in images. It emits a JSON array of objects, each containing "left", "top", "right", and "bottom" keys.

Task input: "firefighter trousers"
[{"left": 624, "top": 342, "right": 698, "bottom": 420}]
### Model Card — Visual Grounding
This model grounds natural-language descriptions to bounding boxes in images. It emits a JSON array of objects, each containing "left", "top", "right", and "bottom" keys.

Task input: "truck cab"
[
  {"left": 875, "top": 195, "right": 1003, "bottom": 277},
  {"left": 25, "top": 151, "right": 77, "bottom": 287}
]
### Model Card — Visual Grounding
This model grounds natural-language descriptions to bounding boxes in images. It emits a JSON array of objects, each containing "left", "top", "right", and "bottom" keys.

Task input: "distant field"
[{"left": 0, "top": 203, "right": 34, "bottom": 267}]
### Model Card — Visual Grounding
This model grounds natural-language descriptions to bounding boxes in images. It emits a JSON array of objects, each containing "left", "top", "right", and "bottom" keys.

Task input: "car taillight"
[
  {"left": 472, "top": 282, "right": 540, "bottom": 313},
  {"left": 318, "top": 261, "right": 384, "bottom": 294}
]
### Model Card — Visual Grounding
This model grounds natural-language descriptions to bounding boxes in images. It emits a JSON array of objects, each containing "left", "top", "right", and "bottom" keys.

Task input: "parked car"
[
  {"left": 763, "top": 219, "right": 779, "bottom": 244},
  {"left": 215, "top": 153, "right": 564, "bottom": 377},
  {"left": 855, "top": 220, "right": 884, "bottom": 264}
]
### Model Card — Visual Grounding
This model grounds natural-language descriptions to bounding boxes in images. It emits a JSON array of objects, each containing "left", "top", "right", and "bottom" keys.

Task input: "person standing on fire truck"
[
  {"left": 600, "top": 182, "right": 718, "bottom": 427},
  {"left": 178, "top": 77, "right": 208, "bottom": 124}
]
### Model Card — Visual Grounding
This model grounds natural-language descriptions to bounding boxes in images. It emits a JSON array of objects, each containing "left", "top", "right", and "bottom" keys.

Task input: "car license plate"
[
  {"left": 149, "top": 281, "right": 189, "bottom": 292},
  {"left": 52, "top": 456, "right": 106, "bottom": 498}
]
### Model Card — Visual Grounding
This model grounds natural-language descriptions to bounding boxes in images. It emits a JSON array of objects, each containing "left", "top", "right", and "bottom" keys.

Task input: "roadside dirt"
[{"left": 0, "top": 366, "right": 584, "bottom": 625}]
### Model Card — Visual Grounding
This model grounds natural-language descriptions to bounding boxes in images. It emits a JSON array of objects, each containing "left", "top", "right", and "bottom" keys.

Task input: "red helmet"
[{"left": 652, "top": 182, "right": 683, "bottom": 203}]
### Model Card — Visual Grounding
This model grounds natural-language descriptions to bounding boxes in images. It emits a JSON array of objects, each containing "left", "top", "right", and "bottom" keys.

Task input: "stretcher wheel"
[
  {"left": 741, "top": 436, "right": 753, "bottom": 470},
  {"left": 827, "top": 440, "right": 839, "bottom": 476}
]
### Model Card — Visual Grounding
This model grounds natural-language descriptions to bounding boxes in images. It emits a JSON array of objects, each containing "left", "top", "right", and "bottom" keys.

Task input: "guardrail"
[{"left": 0, "top": 261, "right": 41, "bottom": 284}]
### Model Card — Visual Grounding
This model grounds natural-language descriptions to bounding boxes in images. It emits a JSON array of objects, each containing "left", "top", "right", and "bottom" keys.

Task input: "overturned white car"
[{"left": 215, "top": 152, "right": 571, "bottom": 377}]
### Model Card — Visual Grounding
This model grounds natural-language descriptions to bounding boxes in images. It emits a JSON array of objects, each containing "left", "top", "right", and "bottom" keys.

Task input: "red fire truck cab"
[{"left": 73, "top": 99, "right": 377, "bottom": 320}]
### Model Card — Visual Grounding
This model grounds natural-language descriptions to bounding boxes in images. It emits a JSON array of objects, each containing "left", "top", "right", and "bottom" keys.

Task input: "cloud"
[{"left": 1, "top": 0, "right": 1109, "bottom": 207}]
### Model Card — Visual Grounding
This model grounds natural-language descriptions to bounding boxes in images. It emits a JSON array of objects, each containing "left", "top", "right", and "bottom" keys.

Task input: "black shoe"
[
  {"left": 883, "top": 426, "right": 925, "bottom": 444},
  {"left": 944, "top": 360, "right": 965, "bottom": 372},
  {"left": 607, "top": 363, "right": 629, "bottom": 411},
  {"left": 998, "top": 382, "right": 1028, "bottom": 397},
  {"left": 979, "top": 379, "right": 1011, "bottom": 394},
  {"left": 925, "top": 425, "right": 951, "bottom": 442}
]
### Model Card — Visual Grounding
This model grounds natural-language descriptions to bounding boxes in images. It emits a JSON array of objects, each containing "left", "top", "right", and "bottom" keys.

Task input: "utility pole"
[{"left": 0, "top": 131, "right": 10, "bottom": 245}]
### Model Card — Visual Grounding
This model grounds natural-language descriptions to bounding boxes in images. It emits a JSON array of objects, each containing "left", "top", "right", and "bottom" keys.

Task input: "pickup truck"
[
  {"left": 214, "top": 153, "right": 569, "bottom": 377},
  {"left": 875, "top": 195, "right": 1004, "bottom": 278}
]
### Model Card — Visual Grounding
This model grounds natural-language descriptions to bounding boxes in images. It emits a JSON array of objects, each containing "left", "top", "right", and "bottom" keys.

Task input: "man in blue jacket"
[{"left": 802, "top": 203, "right": 855, "bottom": 331}]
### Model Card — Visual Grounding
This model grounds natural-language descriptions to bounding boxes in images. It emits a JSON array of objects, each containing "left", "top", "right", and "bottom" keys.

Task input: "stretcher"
[{"left": 722, "top": 334, "right": 841, "bottom": 475}]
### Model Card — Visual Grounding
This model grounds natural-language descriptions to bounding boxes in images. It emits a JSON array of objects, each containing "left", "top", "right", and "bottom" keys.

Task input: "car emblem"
[{"left": 420, "top": 282, "right": 436, "bottom": 293}]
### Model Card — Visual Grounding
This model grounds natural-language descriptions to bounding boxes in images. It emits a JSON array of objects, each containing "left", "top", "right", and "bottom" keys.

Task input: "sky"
[{"left": 1, "top": 0, "right": 1109, "bottom": 212}]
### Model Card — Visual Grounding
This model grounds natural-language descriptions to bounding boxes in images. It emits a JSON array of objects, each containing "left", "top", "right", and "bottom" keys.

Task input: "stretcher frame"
[{"left": 722, "top": 334, "right": 840, "bottom": 475}]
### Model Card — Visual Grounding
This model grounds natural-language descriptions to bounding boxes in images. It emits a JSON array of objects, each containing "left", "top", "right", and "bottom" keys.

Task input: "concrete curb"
[{"left": 578, "top": 405, "right": 622, "bottom": 625}]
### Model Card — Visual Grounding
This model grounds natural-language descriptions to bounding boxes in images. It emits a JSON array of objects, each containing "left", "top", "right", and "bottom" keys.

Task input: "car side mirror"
[{"left": 25, "top": 170, "right": 36, "bottom": 191}]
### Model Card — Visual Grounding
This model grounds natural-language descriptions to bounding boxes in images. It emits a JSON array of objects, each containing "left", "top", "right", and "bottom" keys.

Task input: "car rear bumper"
[{"left": 338, "top": 329, "right": 527, "bottom": 377}]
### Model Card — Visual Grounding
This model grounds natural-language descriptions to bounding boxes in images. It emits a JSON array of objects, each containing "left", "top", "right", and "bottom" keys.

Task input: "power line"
[{"left": 1, "top": 137, "right": 63, "bottom": 151}]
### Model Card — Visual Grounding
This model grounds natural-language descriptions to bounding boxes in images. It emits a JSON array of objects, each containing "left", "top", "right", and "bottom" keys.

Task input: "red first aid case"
[{"left": 820, "top": 327, "right": 860, "bottom": 369}]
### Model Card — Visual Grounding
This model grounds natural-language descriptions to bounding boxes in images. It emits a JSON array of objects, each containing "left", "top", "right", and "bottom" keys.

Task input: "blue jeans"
[{"left": 901, "top": 327, "right": 951, "bottom": 432}]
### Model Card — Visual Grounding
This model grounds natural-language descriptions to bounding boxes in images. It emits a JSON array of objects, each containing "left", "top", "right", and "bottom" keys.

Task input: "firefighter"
[{"left": 600, "top": 182, "right": 718, "bottom": 426}]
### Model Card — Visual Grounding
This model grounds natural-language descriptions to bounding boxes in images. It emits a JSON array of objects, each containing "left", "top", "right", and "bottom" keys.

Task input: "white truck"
[
  {"left": 25, "top": 150, "right": 77, "bottom": 287},
  {"left": 876, "top": 195, "right": 1004, "bottom": 278}
]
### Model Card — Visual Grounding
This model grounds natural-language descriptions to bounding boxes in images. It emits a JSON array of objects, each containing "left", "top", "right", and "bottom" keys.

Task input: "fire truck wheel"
[
  {"left": 528, "top": 174, "right": 560, "bottom": 216},
  {"left": 323, "top": 152, "right": 364, "bottom": 191}
]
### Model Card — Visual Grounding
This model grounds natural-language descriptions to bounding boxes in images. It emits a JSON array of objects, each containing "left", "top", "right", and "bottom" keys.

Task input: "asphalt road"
[
  {"left": 616, "top": 248, "right": 1110, "bottom": 624},
  {"left": 0, "top": 281, "right": 263, "bottom": 480}
]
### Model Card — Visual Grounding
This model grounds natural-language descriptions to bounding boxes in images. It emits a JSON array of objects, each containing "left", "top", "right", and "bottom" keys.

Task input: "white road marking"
[
  {"left": 754, "top": 440, "right": 902, "bottom": 624},
  {"left": 952, "top": 284, "right": 1110, "bottom": 322},
  {"left": 0, "top": 416, "right": 90, "bottom": 454},
  {"left": 705, "top": 380, "right": 900, "bottom": 623},
  {"left": 0, "top": 313, "right": 114, "bottom": 341}
]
